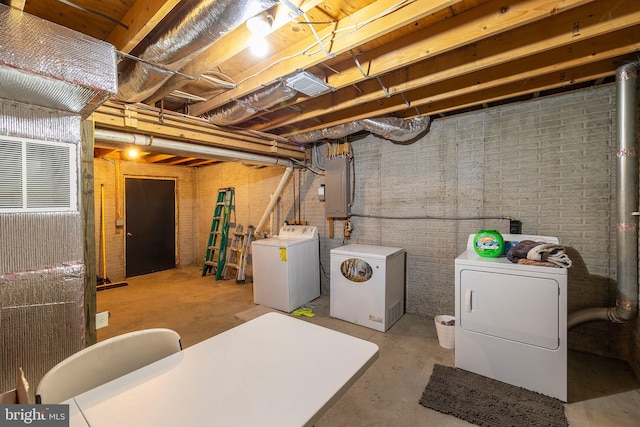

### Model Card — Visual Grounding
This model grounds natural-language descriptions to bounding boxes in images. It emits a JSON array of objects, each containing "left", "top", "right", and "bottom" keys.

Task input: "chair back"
[{"left": 35, "top": 328, "right": 181, "bottom": 404}]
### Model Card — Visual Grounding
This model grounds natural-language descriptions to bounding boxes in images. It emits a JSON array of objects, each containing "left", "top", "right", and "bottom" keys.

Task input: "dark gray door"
[{"left": 125, "top": 178, "right": 176, "bottom": 277}]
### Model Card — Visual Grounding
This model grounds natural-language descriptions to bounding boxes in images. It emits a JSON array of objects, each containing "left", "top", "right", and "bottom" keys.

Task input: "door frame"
[{"left": 123, "top": 175, "right": 178, "bottom": 277}]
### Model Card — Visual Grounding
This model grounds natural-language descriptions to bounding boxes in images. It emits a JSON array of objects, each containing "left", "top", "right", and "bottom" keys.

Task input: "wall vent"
[{"left": 0, "top": 136, "right": 77, "bottom": 212}]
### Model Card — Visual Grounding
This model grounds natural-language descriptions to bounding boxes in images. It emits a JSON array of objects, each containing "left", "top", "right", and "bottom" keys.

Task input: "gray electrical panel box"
[{"left": 325, "top": 157, "right": 350, "bottom": 218}]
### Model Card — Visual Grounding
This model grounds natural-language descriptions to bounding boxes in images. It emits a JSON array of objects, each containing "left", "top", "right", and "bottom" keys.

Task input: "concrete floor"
[{"left": 97, "top": 266, "right": 640, "bottom": 426}]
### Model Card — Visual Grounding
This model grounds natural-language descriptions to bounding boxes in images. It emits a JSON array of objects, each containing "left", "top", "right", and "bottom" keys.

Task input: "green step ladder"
[{"left": 202, "top": 187, "right": 235, "bottom": 279}]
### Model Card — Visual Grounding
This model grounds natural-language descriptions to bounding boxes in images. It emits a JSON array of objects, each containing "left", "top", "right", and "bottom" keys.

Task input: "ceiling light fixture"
[
  {"left": 246, "top": 14, "right": 271, "bottom": 36},
  {"left": 246, "top": 14, "right": 272, "bottom": 57},
  {"left": 125, "top": 147, "right": 139, "bottom": 159}
]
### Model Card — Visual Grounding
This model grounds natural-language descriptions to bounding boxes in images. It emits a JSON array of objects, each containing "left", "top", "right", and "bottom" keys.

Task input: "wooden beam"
[
  {"left": 142, "top": 153, "right": 175, "bottom": 163},
  {"left": 259, "top": 0, "right": 638, "bottom": 131},
  {"left": 412, "top": 59, "right": 620, "bottom": 118},
  {"left": 94, "top": 101, "right": 306, "bottom": 160},
  {"left": 164, "top": 157, "right": 197, "bottom": 165},
  {"left": 283, "top": 56, "right": 623, "bottom": 135},
  {"left": 186, "top": 159, "right": 218, "bottom": 167},
  {"left": 81, "top": 118, "right": 97, "bottom": 346},
  {"left": 146, "top": 0, "right": 325, "bottom": 104},
  {"left": 106, "top": 0, "right": 181, "bottom": 53},
  {"left": 188, "top": 0, "right": 459, "bottom": 116},
  {"left": 5, "top": 0, "right": 25, "bottom": 11}
]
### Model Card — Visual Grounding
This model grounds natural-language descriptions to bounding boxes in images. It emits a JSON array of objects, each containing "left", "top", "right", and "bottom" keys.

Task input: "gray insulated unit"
[
  {"left": 0, "top": 4, "right": 117, "bottom": 118},
  {"left": 325, "top": 157, "right": 351, "bottom": 218}
]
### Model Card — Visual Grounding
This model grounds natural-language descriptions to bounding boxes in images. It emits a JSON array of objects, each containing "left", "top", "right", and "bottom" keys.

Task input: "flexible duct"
[
  {"left": 206, "top": 81, "right": 298, "bottom": 125},
  {"left": 289, "top": 116, "right": 432, "bottom": 144},
  {"left": 118, "top": 0, "right": 277, "bottom": 102},
  {"left": 568, "top": 60, "right": 640, "bottom": 328},
  {"left": 93, "top": 129, "right": 292, "bottom": 167}
]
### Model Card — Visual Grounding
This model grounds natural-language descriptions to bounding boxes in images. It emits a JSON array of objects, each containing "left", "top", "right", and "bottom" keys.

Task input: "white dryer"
[
  {"left": 455, "top": 233, "right": 568, "bottom": 401},
  {"left": 330, "top": 244, "right": 406, "bottom": 332},
  {"left": 251, "top": 225, "right": 319, "bottom": 312}
]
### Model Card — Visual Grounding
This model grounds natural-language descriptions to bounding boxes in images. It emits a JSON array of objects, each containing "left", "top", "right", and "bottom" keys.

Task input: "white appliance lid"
[
  {"left": 252, "top": 225, "right": 318, "bottom": 248},
  {"left": 457, "top": 233, "right": 567, "bottom": 275},
  {"left": 330, "top": 244, "right": 405, "bottom": 259}
]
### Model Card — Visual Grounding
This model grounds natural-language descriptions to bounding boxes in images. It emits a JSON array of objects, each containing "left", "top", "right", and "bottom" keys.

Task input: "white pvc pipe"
[
  {"left": 255, "top": 165, "right": 294, "bottom": 235},
  {"left": 94, "top": 129, "right": 292, "bottom": 167}
]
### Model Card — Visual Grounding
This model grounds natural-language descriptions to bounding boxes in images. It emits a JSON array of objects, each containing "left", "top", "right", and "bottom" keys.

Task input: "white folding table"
[
  {"left": 65, "top": 312, "right": 378, "bottom": 426},
  {"left": 64, "top": 397, "right": 89, "bottom": 426}
]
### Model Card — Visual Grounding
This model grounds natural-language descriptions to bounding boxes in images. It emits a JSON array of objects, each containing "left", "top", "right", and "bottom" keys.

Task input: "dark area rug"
[{"left": 419, "top": 364, "right": 568, "bottom": 427}]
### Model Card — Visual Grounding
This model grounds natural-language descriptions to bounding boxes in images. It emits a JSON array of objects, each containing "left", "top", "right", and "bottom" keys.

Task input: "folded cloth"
[
  {"left": 506, "top": 240, "right": 541, "bottom": 262},
  {"left": 527, "top": 243, "right": 572, "bottom": 268},
  {"left": 516, "top": 258, "right": 561, "bottom": 268},
  {"left": 291, "top": 307, "right": 315, "bottom": 317}
]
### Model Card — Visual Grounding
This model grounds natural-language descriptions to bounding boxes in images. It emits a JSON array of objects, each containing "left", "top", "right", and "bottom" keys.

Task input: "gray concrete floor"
[{"left": 97, "top": 266, "right": 640, "bottom": 426}]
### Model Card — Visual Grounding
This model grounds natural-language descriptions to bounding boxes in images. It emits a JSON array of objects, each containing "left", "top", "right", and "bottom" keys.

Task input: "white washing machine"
[
  {"left": 252, "top": 225, "right": 319, "bottom": 312},
  {"left": 455, "top": 233, "right": 568, "bottom": 401},
  {"left": 330, "top": 244, "right": 406, "bottom": 332}
]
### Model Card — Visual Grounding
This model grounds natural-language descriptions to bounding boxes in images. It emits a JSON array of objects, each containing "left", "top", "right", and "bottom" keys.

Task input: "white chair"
[{"left": 35, "top": 328, "right": 182, "bottom": 404}]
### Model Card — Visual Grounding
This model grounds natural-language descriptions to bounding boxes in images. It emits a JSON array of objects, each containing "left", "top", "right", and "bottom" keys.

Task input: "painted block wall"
[
  {"left": 195, "top": 84, "right": 638, "bottom": 374},
  {"left": 345, "top": 85, "right": 633, "bottom": 362},
  {"left": 93, "top": 158, "right": 197, "bottom": 282},
  {"left": 195, "top": 163, "right": 328, "bottom": 278}
]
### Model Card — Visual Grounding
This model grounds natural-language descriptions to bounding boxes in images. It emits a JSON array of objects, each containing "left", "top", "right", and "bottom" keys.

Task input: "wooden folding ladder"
[
  {"left": 222, "top": 224, "right": 244, "bottom": 280},
  {"left": 202, "top": 187, "right": 234, "bottom": 279},
  {"left": 223, "top": 225, "right": 255, "bottom": 284},
  {"left": 236, "top": 225, "right": 254, "bottom": 284}
]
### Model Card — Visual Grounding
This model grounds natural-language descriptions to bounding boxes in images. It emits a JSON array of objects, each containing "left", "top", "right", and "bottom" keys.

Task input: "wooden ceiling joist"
[{"left": 93, "top": 101, "right": 306, "bottom": 160}]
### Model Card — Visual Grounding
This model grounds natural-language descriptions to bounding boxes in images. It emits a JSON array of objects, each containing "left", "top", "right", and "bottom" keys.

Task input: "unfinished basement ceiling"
[{"left": 8, "top": 0, "right": 640, "bottom": 166}]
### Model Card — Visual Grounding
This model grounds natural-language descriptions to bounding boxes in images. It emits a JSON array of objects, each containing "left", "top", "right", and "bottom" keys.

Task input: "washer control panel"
[{"left": 279, "top": 225, "right": 318, "bottom": 239}]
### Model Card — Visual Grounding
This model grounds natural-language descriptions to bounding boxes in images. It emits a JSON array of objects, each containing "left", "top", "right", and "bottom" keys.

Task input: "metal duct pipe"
[
  {"left": 0, "top": 4, "right": 116, "bottom": 119},
  {"left": 205, "top": 82, "right": 298, "bottom": 125},
  {"left": 568, "top": 60, "right": 640, "bottom": 328},
  {"left": 255, "top": 164, "right": 294, "bottom": 235},
  {"left": 118, "top": 0, "right": 277, "bottom": 102},
  {"left": 94, "top": 129, "right": 292, "bottom": 167},
  {"left": 289, "top": 116, "right": 432, "bottom": 144}
]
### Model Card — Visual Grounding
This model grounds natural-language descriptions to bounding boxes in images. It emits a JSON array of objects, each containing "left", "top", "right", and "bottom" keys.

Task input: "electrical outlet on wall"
[{"left": 96, "top": 311, "right": 109, "bottom": 329}]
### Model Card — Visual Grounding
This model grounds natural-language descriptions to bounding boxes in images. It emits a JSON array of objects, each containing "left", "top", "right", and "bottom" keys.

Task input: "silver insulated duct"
[
  {"left": 0, "top": 4, "right": 117, "bottom": 119},
  {"left": 568, "top": 60, "right": 640, "bottom": 328},
  {"left": 205, "top": 81, "right": 297, "bottom": 125},
  {"left": 118, "top": 0, "right": 278, "bottom": 102},
  {"left": 289, "top": 116, "right": 432, "bottom": 144}
]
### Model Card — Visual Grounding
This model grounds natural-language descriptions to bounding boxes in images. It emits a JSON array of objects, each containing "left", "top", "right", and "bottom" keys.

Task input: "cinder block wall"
[
  {"left": 196, "top": 163, "right": 327, "bottom": 277},
  {"left": 347, "top": 85, "right": 631, "bottom": 358},
  {"left": 196, "top": 84, "right": 638, "bottom": 374}
]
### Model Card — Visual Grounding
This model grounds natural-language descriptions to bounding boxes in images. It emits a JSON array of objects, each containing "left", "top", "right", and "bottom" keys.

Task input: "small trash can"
[{"left": 434, "top": 315, "right": 455, "bottom": 349}]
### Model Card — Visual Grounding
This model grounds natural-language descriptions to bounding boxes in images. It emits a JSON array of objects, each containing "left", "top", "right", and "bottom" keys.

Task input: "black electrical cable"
[
  {"left": 56, "top": 0, "right": 128, "bottom": 29},
  {"left": 349, "top": 213, "right": 514, "bottom": 221}
]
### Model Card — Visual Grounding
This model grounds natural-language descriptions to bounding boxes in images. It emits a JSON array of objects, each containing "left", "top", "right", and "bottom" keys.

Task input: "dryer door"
[
  {"left": 330, "top": 253, "right": 386, "bottom": 331},
  {"left": 459, "top": 269, "right": 560, "bottom": 350}
]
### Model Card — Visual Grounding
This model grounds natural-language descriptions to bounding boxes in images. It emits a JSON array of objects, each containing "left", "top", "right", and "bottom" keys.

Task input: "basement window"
[{"left": 0, "top": 135, "right": 78, "bottom": 212}]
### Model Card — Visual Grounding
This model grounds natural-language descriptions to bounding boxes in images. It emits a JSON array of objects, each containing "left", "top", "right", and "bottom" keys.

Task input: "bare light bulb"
[
  {"left": 249, "top": 34, "right": 269, "bottom": 57},
  {"left": 126, "top": 147, "right": 139, "bottom": 159}
]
